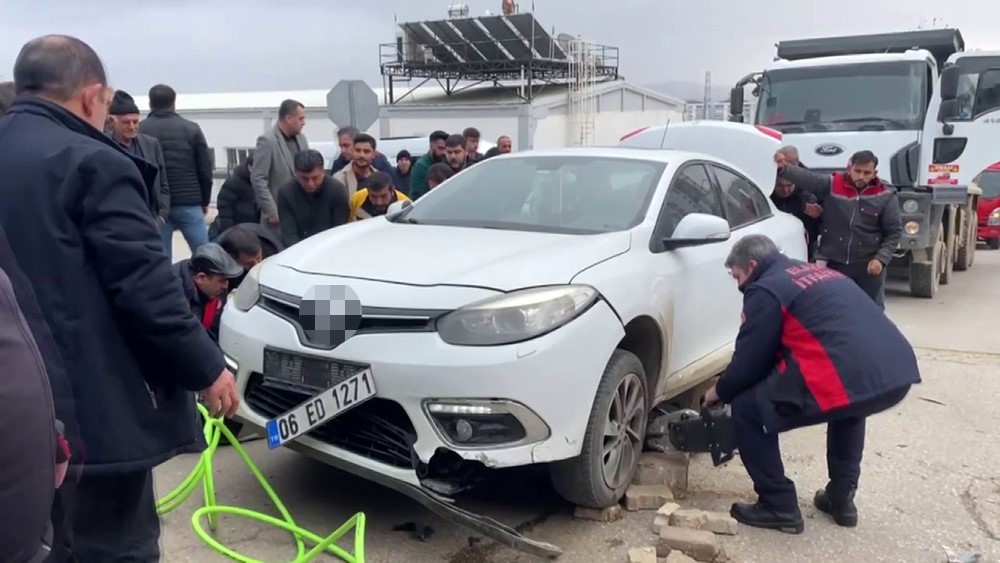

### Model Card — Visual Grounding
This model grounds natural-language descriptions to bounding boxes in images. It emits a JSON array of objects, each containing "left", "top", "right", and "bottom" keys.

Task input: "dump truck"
[{"left": 729, "top": 29, "right": 1000, "bottom": 297}]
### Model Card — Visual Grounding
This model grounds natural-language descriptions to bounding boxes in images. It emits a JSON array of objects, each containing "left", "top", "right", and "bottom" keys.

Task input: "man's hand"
[
  {"left": 774, "top": 150, "right": 787, "bottom": 167},
  {"left": 200, "top": 368, "right": 240, "bottom": 418},
  {"left": 704, "top": 385, "right": 720, "bottom": 408},
  {"left": 867, "top": 259, "right": 884, "bottom": 276},
  {"left": 804, "top": 203, "right": 823, "bottom": 218},
  {"left": 266, "top": 213, "right": 280, "bottom": 226}
]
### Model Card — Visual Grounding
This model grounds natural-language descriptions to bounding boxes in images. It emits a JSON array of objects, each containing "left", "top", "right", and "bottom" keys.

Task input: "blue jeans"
[{"left": 160, "top": 205, "right": 208, "bottom": 262}]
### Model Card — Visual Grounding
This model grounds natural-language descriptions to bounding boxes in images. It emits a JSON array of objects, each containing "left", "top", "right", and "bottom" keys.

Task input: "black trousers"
[
  {"left": 826, "top": 260, "right": 887, "bottom": 310},
  {"left": 53, "top": 469, "right": 161, "bottom": 563},
  {"left": 731, "top": 384, "right": 911, "bottom": 513}
]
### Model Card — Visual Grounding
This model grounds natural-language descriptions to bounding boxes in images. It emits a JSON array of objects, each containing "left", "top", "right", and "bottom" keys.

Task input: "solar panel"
[
  {"left": 507, "top": 13, "right": 564, "bottom": 60},
  {"left": 453, "top": 18, "right": 510, "bottom": 63},
  {"left": 425, "top": 20, "right": 487, "bottom": 63},
  {"left": 402, "top": 22, "right": 461, "bottom": 64},
  {"left": 478, "top": 16, "right": 533, "bottom": 61}
]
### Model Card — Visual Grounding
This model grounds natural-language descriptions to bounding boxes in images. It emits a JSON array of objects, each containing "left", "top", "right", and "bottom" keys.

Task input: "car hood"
[{"left": 271, "top": 219, "right": 632, "bottom": 291}]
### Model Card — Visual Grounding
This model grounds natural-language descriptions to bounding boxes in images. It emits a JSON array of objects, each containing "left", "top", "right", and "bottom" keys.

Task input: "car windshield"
[
  {"left": 757, "top": 61, "right": 928, "bottom": 132},
  {"left": 398, "top": 156, "right": 666, "bottom": 234},
  {"left": 979, "top": 171, "right": 1000, "bottom": 198}
]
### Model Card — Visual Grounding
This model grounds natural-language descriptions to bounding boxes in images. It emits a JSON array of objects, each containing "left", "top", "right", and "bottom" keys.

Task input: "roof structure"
[{"left": 129, "top": 80, "right": 685, "bottom": 113}]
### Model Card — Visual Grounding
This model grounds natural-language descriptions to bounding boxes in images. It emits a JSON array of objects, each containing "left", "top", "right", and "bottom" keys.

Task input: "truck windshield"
[
  {"left": 756, "top": 61, "right": 928, "bottom": 132},
  {"left": 978, "top": 171, "right": 1000, "bottom": 198},
  {"left": 949, "top": 56, "right": 1000, "bottom": 121}
]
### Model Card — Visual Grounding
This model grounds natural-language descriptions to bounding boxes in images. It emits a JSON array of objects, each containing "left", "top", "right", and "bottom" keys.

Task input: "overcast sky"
[{"left": 1, "top": 0, "right": 998, "bottom": 95}]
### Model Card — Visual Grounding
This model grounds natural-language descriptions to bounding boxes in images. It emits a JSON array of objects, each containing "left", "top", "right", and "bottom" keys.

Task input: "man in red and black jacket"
[
  {"left": 172, "top": 243, "right": 244, "bottom": 342},
  {"left": 705, "top": 234, "right": 920, "bottom": 534}
]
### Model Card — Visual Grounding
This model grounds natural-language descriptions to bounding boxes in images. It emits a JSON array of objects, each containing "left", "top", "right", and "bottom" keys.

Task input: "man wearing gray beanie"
[{"left": 109, "top": 90, "right": 171, "bottom": 223}]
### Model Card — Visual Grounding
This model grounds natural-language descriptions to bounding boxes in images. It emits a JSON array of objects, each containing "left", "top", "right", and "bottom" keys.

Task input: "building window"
[{"left": 225, "top": 147, "right": 254, "bottom": 174}]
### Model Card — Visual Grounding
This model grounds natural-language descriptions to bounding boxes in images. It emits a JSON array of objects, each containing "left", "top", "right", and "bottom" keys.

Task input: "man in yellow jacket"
[{"left": 349, "top": 171, "right": 412, "bottom": 222}]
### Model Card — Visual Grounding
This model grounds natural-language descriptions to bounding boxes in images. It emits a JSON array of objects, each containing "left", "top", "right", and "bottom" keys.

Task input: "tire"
[
  {"left": 954, "top": 210, "right": 976, "bottom": 271},
  {"left": 550, "top": 349, "right": 648, "bottom": 508},
  {"left": 939, "top": 237, "right": 954, "bottom": 285},
  {"left": 910, "top": 229, "right": 944, "bottom": 298},
  {"left": 989, "top": 238, "right": 1000, "bottom": 250}
]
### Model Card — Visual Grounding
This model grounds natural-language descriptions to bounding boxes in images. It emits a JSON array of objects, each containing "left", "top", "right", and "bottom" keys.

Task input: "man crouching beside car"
[{"left": 704, "top": 234, "right": 919, "bottom": 534}]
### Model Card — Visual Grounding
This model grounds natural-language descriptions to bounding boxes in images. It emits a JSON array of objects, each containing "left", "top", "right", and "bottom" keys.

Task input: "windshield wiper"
[{"left": 831, "top": 117, "right": 910, "bottom": 128}]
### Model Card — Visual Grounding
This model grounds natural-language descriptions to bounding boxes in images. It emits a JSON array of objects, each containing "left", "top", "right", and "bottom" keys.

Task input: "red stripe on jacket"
[
  {"left": 780, "top": 308, "right": 851, "bottom": 412},
  {"left": 831, "top": 173, "right": 887, "bottom": 199}
]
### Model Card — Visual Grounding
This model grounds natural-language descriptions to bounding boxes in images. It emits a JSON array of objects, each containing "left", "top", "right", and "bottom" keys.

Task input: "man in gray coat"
[
  {"left": 251, "top": 99, "right": 307, "bottom": 234},
  {"left": 108, "top": 90, "right": 170, "bottom": 222}
]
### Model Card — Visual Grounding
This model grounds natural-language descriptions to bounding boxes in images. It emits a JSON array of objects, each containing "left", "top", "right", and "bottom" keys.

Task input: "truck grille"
[{"left": 244, "top": 373, "right": 418, "bottom": 469}]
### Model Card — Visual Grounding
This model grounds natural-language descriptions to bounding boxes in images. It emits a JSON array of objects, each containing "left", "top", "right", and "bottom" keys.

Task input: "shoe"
[
  {"left": 730, "top": 501, "right": 804, "bottom": 534},
  {"left": 814, "top": 488, "right": 858, "bottom": 527}
]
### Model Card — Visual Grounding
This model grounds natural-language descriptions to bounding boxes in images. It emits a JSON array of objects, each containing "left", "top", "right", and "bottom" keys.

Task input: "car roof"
[{"left": 495, "top": 146, "right": 704, "bottom": 165}]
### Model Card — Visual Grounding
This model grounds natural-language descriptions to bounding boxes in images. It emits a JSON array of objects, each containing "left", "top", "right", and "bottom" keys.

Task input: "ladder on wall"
[{"left": 567, "top": 39, "right": 597, "bottom": 146}]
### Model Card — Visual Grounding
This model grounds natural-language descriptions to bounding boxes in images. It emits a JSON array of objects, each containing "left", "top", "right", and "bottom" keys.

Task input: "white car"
[{"left": 220, "top": 121, "right": 808, "bottom": 510}]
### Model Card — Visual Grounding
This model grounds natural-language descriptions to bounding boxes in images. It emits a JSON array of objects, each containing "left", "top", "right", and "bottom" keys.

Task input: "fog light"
[
  {"left": 426, "top": 401, "right": 531, "bottom": 446},
  {"left": 904, "top": 221, "right": 920, "bottom": 236},
  {"left": 902, "top": 199, "right": 919, "bottom": 213},
  {"left": 454, "top": 419, "right": 474, "bottom": 442}
]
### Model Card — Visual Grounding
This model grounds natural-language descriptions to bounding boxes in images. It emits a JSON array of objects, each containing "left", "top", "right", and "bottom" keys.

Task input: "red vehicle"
[{"left": 976, "top": 165, "right": 1000, "bottom": 250}]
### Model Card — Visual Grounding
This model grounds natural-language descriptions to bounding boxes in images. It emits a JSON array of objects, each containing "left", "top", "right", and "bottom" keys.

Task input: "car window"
[
  {"left": 659, "top": 164, "right": 724, "bottom": 237},
  {"left": 711, "top": 166, "right": 772, "bottom": 229},
  {"left": 402, "top": 156, "right": 666, "bottom": 234}
]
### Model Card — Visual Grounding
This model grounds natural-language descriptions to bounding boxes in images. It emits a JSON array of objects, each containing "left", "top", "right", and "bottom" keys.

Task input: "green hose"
[{"left": 156, "top": 404, "right": 367, "bottom": 562}]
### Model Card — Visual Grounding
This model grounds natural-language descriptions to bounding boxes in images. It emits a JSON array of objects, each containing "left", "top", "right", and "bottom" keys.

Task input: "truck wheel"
[
  {"left": 939, "top": 237, "right": 954, "bottom": 285},
  {"left": 550, "top": 349, "right": 648, "bottom": 508},
  {"left": 990, "top": 238, "right": 1000, "bottom": 250},
  {"left": 910, "top": 230, "right": 944, "bottom": 298},
  {"left": 954, "top": 211, "right": 976, "bottom": 270}
]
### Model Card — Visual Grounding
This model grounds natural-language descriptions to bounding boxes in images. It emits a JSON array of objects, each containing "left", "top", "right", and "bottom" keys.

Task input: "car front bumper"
[{"left": 220, "top": 295, "right": 626, "bottom": 485}]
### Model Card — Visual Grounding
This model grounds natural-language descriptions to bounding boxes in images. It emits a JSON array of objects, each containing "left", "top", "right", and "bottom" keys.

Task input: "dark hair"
[
  {"left": 429, "top": 130, "right": 449, "bottom": 143},
  {"left": 445, "top": 134, "right": 466, "bottom": 149},
  {"left": 278, "top": 99, "right": 304, "bottom": 119},
  {"left": 13, "top": 35, "right": 107, "bottom": 101},
  {"left": 396, "top": 149, "right": 411, "bottom": 161},
  {"left": 354, "top": 133, "right": 376, "bottom": 149},
  {"left": 725, "top": 234, "right": 781, "bottom": 269},
  {"left": 363, "top": 171, "right": 393, "bottom": 191},
  {"left": 850, "top": 150, "right": 878, "bottom": 167},
  {"left": 293, "top": 149, "right": 326, "bottom": 173},
  {"left": 148, "top": 84, "right": 176, "bottom": 111},
  {"left": 337, "top": 126, "right": 359, "bottom": 139},
  {"left": 0, "top": 82, "right": 15, "bottom": 116},
  {"left": 427, "top": 162, "right": 454, "bottom": 185},
  {"left": 462, "top": 127, "right": 480, "bottom": 140},
  {"left": 219, "top": 224, "right": 263, "bottom": 257}
]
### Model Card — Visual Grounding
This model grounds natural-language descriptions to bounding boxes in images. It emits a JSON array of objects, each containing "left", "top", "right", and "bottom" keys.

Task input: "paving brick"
[
  {"left": 624, "top": 484, "right": 674, "bottom": 511},
  {"left": 657, "top": 526, "right": 720, "bottom": 562},
  {"left": 632, "top": 452, "right": 690, "bottom": 498},
  {"left": 652, "top": 502, "right": 682, "bottom": 532},
  {"left": 669, "top": 509, "right": 739, "bottom": 535},
  {"left": 664, "top": 551, "right": 699, "bottom": 563},
  {"left": 626, "top": 546, "right": 658, "bottom": 563},
  {"left": 573, "top": 504, "right": 624, "bottom": 522}
]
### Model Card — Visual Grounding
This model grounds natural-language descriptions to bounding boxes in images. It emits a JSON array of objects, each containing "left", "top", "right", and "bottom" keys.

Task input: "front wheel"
[
  {"left": 549, "top": 350, "right": 648, "bottom": 508},
  {"left": 989, "top": 238, "right": 1000, "bottom": 250}
]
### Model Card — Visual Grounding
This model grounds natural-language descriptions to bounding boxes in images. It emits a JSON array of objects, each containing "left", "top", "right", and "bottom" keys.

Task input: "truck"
[{"left": 729, "top": 29, "right": 1000, "bottom": 297}]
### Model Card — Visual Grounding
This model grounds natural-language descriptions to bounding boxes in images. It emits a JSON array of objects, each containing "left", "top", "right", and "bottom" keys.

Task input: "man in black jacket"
[
  {"left": 771, "top": 176, "right": 821, "bottom": 263},
  {"left": 173, "top": 243, "right": 244, "bottom": 342},
  {"left": 0, "top": 35, "right": 238, "bottom": 561},
  {"left": 705, "top": 235, "right": 919, "bottom": 534},
  {"left": 216, "top": 223, "right": 283, "bottom": 287},
  {"left": 140, "top": 83, "right": 214, "bottom": 262},
  {"left": 210, "top": 155, "right": 259, "bottom": 238},
  {"left": 775, "top": 149, "right": 902, "bottom": 308},
  {"left": 108, "top": 90, "right": 170, "bottom": 223},
  {"left": 277, "top": 149, "right": 350, "bottom": 247}
]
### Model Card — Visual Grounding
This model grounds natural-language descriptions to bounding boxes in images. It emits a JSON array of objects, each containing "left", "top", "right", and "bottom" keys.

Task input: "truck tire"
[
  {"left": 990, "top": 238, "right": 1000, "bottom": 250},
  {"left": 939, "top": 237, "right": 954, "bottom": 285},
  {"left": 550, "top": 350, "right": 648, "bottom": 508},
  {"left": 910, "top": 230, "right": 944, "bottom": 298},
  {"left": 954, "top": 209, "right": 976, "bottom": 270}
]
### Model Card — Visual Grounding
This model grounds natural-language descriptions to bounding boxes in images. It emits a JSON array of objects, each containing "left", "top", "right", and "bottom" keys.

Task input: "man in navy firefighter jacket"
[{"left": 704, "top": 234, "right": 920, "bottom": 534}]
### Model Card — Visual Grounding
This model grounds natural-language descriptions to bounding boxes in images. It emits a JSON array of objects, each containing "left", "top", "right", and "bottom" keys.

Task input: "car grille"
[
  {"left": 258, "top": 288, "right": 448, "bottom": 349},
  {"left": 245, "top": 373, "right": 417, "bottom": 469}
]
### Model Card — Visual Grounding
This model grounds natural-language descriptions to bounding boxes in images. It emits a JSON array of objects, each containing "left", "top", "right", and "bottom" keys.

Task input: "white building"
[
  {"left": 683, "top": 101, "right": 756, "bottom": 122},
  {"left": 132, "top": 80, "right": 685, "bottom": 172}
]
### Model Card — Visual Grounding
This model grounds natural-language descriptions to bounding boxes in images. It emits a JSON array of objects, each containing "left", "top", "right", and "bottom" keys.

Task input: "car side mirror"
[
  {"left": 938, "top": 99, "right": 960, "bottom": 123},
  {"left": 386, "top": 199, "right": 412, "bottom": 220},
  {"left": 662, "top": 213, "right": 732, "bottom": 251}
]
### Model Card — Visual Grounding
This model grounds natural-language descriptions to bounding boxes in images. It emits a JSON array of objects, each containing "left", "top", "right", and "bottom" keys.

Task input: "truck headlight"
[
  {"left": 902, "top": 199, "right": 919, "bottom": 213},
  {"left": 904, "top": 221, "right": 920, "bottom": 236},
  {"left": 232, "top": 262, "right": 262, "bottom": 312},
  {"left": 989, "top": 208, "right": 1000, "bottom": 226},
  {"left": 437, "top": 285, "right": 599, "bottom": 346}
]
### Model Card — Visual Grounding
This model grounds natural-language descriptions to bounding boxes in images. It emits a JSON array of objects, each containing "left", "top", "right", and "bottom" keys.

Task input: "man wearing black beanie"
[{"left": 109, "top": 90, "right": 171, "bottom": 223}]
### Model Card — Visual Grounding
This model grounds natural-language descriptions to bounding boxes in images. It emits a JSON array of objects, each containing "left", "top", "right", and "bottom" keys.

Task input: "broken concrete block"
[
  {"left": 573, "top": 505, "right": 624, "bottom": 523},
  {"left": 669, "top": 509, "right": 739, "bottom": 535},
  {"left": 658, "top": 526, "right": 720, "bottom": 562},
  {"left": 652, "top": 502, "right": 682, "bottom": 532},
  {"left": 624, "top": 484, "right": 674, "bottom": 511},
  {"left": 626, "top": 546, "right": 658, "bottom": 563},
  {"left": 665, "top": 551, "right": 699, "bottom": 563},
  {"left": 632, "top": 452, "right": 690, "bottom": 498}
]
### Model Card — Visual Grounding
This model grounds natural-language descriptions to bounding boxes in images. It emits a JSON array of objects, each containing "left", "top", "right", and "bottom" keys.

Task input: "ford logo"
[{"left": 815, "top": 144, "right": 845, "bottom": 156}]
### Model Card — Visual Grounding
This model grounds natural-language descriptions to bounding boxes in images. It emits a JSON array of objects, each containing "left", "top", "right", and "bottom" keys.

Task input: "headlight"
[
  {"left": 904, "top": 221, "right": 920, "bottom": 236},
  {"left": 989, "top": 208, "right": 1000, "bottom": 226},
  {"left": 232, "top": 262, "right": 262, "bottom": 312},
  {"left": 437, "top": 285, "right": 599, "bottom": 346},
  {"left": 902, "top": 199, "right": 919, "bottom": 213}
]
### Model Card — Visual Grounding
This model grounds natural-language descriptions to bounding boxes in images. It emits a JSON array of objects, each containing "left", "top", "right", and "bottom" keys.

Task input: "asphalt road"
[{"left": 160, "top": 234, "right": 1000, "bottom": 563}]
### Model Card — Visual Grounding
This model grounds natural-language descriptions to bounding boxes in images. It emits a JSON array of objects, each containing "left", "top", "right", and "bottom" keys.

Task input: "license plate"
[
  {"left": 262, "top": 347, "right": 367, "bottom": 391},
  {"left": 265, "top": 368, "right": 377, "bottom": 449}
]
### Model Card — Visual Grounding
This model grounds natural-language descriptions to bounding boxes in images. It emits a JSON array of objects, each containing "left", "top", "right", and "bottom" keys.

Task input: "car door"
[{"left": 649, "top": 162, "right": 738, "bottom": 376}]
